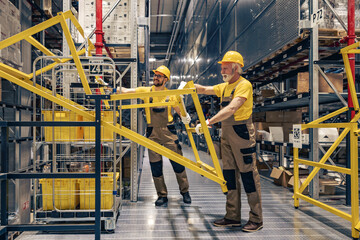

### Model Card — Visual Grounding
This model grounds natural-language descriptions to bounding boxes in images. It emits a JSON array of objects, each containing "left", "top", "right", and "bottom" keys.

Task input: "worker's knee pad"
[
  {"left": 170, "top": 160, "right": 185, "bottom": 173},
  {"left": 167, "top": 124, "right": 177, "bottom": 135},
  {"left": 175, "top": 140, "right": 182, "bottom": 151},
  {"left": 150, "top": 161, "right": 163, "bottom": 177},
  {"left": 240, "top": 171, "right": 256, "bottom": 193},
  {"left": 233, "top": 124, "right": 249, "bottom": 140},
  {"left": 243, "top": 155, "right": 254, "bottom": 164},
  {"left": 223, "top": 169, "right": 236, "bottom": 190},
  {"left": 240, "top": 146, "right": 256, "bottom": 155},
  {"left": 146, "top": 127, "right": 153, "bottom": 138}
]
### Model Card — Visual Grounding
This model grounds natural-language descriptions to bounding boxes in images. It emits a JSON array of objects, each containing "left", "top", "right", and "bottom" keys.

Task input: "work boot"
[
  {"left": 181, "top": 191, "right": 191, "bottom": 204},
  {"left": 155, "top": 196, "right": 168, "bottom": 206},
  {"left": 213, "top": 218, "right": 241, "bottom": 227},
  {"left": 242, "top": 220, "right": 263, "bottom": 232}
]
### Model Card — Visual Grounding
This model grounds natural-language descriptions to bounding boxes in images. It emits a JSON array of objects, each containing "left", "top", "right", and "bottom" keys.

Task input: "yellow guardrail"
[
  {"left": 0, "top": 11, "right": 228, "bottom": 194},
  {"left": 293, "top": 42, "right": 360, "bottom": 239}
]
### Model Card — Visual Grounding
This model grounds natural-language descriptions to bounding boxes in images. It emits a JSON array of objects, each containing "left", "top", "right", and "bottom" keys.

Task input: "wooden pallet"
[{"left": 90, "top": 46, "right": 145, "bottom": 63}]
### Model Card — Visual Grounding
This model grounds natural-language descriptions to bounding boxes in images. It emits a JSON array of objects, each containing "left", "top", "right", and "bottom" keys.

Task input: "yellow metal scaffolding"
[
  {"left": 0, "top": 11, "right": 227, "bottom": 194},
  {"left": 293, "top": 42, "right": 360, "bottom": 239}
]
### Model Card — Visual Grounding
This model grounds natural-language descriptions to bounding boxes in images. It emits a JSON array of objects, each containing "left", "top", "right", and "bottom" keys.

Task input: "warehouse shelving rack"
[{"left": 0, "top": 94, "right": 107, "bottom": 240}]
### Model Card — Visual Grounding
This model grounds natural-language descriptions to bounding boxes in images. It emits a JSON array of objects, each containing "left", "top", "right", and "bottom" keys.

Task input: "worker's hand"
[
  {"left": 181, "top": 113, "right": 191, "bottom": 125},
  {"left": 195, "top": 119, "right": 211, "bottom": 135}
]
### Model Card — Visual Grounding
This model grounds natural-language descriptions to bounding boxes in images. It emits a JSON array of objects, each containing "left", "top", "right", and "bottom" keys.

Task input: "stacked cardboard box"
[
  {"left": 78, "top": 0, "right": 145, "bottom": 45},
  {"left": 0, "top": 0, "right": 21, "bottom": 66},
  {"left": 254, "top": 111, "right": 302, "bottom": 142},
  {"left": 297, "top": 72, "right": 343, "bottom": 94},
  {"left": 271, "top": 167, "right": 339, "bottom": 194}
]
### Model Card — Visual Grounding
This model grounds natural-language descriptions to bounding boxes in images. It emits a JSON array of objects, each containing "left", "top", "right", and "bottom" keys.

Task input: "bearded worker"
[
  {"left": 113, "top": 65, "right": 192, "bottom": 206},
  {"left": 194, "top": 51, "right": 263, "bottom": 232}
]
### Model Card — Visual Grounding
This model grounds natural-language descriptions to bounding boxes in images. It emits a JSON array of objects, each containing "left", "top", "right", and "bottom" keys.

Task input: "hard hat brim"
[{"left": 218, "top": 61, "right": 244, "bottom": 67}]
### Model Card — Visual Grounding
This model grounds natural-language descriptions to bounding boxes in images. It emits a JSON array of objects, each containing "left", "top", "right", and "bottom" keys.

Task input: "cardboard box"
[
  {"left": 269, "top": 126, "right": 284, "bottom": 142},
  {"left": 297, "top": 72, "right": 343, "bottom": 94},
  {"left": 270, "top": 167, "right": 293, "bottom": 187},
  {"left": 256, "top": 159, "right": 272, "bottom": 170},
  {"left": 283, "top": 111, "right": 302, "bottom": 123},
  {"left": 261, "top": 89, "right": 276, "bottom": 98},
  {"left": 288, "top": 176, "right": 309, "bottom": 194},
  {"left": 266, "top": 111, "right": 284, "bottom": 123},
  {"left": 319, "top": 179, "right": 338, "bottom": 195}
]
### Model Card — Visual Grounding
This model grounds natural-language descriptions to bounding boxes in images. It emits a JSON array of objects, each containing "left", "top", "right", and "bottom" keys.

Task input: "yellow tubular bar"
[
  {"left": 355, "top": 221, "right": 360, "bottom": 231},
  {"left": 340, "top": 41, "right": 360, "bottom": 53},
  {"left": 58, "top": 13, "right": 91, "bottom": 95},
  {"left": 175, "top": 91, "right": 202, "bottom": 166},
  {"left": 298, "top": 128, "right": 350, "bottom": 193},
  {"left": 0, "top": 70, "right": 93, "bottom": 118},
  {"left": 350, "top": 124, "right": 360, "bottom": 238},
  {"left": 304, "top": 123, "right": 351, "bottom": 129},
  {"left": 120, "top": 102, "right": 175, "bottom": 109},
  {"left": 301, "top": 107, "right": 348, "bottom": 129},
  {"left": 0, "top": 63, "right": 31, "bottom": 80},
  {"left": 187, "top": 81, "right": 227, "bottom": 193},
  {"left": 342, "top": 53, "right": 359, "bottom": 110},
  {"left": 24, "top": 36, "right": 61, "bottom": 63},
  {"left": 347, "top": 49, "right": 360, "bottom": 54},
  {"left": 350, "top": 110, "right": 360, "bottom": 123},
  {"left": 110, "top": 89, "right": 196, "bottom": 101},
  {"left": 293, "top": 148, "right": 299, "bottom": 208},
  {"left": 294, "top": 192, "right": 352, "bottom": 221},
  {"left": 296, "top": 158, "right": 351, "bottom": 175}
]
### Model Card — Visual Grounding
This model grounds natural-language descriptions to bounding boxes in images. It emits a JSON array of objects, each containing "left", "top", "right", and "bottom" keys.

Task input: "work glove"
[
  {"left": 181, "top": 113, "right": 191, "bottom": 125},
  {"left": 195, "top": 119, "right": 211, "bottom": 135}
]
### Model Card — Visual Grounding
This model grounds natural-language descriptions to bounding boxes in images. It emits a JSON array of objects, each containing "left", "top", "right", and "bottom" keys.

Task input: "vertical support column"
[
  {"left": 95, "top": 0, "right": 104, "bottom": 56},
  {"left": 62, "top": 0, "right": 71, "bottom": 56},
  {"left": 1, "top": 126, "right": 9, "bottom": 240},
  {"left": 94, "top": 98, "right": 101, "bottom": 240},
  {"left": 279, "top": 145, "right": 285, "bottom": 167},
  {"left": 130, "top": 0, "right": 138, "bottom": 202},
  {"left": 293, "top": 147, "right": 299, "bottom": 208},
  {"left": 346, "top": 0, "right": 356, "bottom": 207},
  {"left": 350, "top": 123, "right": 359, "bottom": 239},
  {"left": 309, "top": 0, "right": 319, "bottom": 200}
]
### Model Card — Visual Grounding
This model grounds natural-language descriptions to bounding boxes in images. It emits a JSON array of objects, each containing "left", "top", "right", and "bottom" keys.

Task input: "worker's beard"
[
  {"left": 222, "top": 73, "right": 235, "bottom": 82},
  {"left": 154, "top": 79, "right": 164, "bottom": 87},
  {"left": 222, "top": 67, "right": 236, "bottom": 82}
]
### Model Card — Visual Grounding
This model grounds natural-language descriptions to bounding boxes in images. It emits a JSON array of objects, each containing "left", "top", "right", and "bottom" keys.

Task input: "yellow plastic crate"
[
  {"left": 42, "top": 111, "right": 83, "bottom": 142},
  {"left": 83, "top": 111, "right": 115, "bottom": 142},
  {"left": 78, "top": 173, "right": 119, "bottom": 210},
  {"left": 40, "top": 178, "right": 79, "bottom": 210}
]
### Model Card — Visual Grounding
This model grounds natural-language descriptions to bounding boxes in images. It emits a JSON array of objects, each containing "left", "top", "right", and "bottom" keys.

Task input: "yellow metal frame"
[
  {"left": 0, "top": 12, "right": 228, "bottom": 193},
  {"left": 293, "top": 42, "right": 360, "bottom": 239}
]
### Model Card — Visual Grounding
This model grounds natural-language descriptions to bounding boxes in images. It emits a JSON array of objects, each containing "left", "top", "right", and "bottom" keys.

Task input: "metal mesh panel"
[{"left": 237, "top": 0, "right": 299, "bottom": 68}]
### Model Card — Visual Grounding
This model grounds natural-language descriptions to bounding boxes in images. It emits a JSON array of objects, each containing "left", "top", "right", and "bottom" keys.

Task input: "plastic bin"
[
  {"left": 78, "top": 172, "right": 119, "bottom": 210},
  {"left": 40, "top": 178, "right": 79, "bottom": 210},
  {"left": 83, "top": 111, "right": 115, "bottom": 142},
  {"left": 42, "top": 111, "right": 83, "bottom": 142}
]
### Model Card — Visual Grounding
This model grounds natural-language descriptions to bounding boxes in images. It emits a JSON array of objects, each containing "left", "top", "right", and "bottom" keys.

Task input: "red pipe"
[
  {"left": 348, "top": 0, "right": 356, "bottom": 118},
  {"left": 95, "top": 0, "right": 104, "bottom": 56}
]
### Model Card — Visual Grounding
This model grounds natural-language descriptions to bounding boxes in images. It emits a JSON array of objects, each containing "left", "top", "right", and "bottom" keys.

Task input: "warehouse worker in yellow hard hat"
[
  {"left": 194, "top": 51, "right": 263, "bottom": 232},
  {"left": 113, "top": 65, "right": 192, "bottom": 206}
]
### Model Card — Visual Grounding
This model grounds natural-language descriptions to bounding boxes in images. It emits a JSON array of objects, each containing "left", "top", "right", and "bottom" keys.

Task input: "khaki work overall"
[
  {"left": 146, "top": 95, "right": 189, "bottom": 197},
  {"left": 220, "top": 84, "right": 263, "bottom": 223}
]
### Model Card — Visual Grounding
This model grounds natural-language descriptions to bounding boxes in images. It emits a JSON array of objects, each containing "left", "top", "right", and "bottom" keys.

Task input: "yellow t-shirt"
[
  {"left": 135, "top": 86, "right": 177, "bottom": 123},
  {"left": 213, "top": 77, "right": 253, "bottom": 121}
]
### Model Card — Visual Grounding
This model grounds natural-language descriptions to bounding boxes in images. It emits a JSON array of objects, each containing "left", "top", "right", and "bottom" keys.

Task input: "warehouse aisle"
[{"left": 19, "top": 145, "right": 353, "bottom": 239}]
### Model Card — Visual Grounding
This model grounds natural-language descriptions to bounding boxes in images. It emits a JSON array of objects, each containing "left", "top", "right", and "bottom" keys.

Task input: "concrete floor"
[{"left": 18, "top": 145, "right": 355, "bottom": 239}]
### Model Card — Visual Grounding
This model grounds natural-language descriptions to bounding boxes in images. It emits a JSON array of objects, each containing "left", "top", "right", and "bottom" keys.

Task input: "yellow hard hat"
[
  {"left": 152, "top": 65, "right": 170, "bottom": 80},
  {"left": 218, "top": 51, "right": 244, "bottom": 67}
]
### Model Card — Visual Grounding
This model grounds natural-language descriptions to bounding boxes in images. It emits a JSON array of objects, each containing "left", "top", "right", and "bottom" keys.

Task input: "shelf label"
[
  {"left": 311, "top": 8, "right": 324, "bottom": 27},
  {"left": 89, "top": 59, "right": 104, "bottom": 75},
  {"left": 293, "top": 124, "right": 302, "bottom": 148}
]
